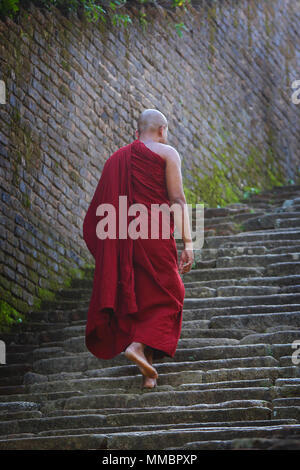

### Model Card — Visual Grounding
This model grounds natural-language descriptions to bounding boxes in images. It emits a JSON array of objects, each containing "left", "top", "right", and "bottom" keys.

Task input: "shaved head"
[{"left": 137, "top": 109, "right": 168, "bottom": 136}]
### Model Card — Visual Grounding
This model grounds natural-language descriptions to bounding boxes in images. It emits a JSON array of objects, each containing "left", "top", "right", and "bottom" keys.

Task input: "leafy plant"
[{"left": 0, "top": 0, "right": 191, "bottom": 35}]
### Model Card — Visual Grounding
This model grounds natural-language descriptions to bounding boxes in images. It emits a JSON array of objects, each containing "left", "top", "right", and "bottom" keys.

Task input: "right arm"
[{"left": 164, "top": 146, "right": 194, "bottom": 274}]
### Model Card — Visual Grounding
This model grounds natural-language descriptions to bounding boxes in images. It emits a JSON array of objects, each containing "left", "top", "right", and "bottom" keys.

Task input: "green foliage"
[
  {"left": 0, "top": 0, "right": 19, "bottom": 18},
  {"left": 0, "top": 0, "right": 191, "bottom": 35},
  {"left": 0, "top": 300, "right": 24, "bottom": 333},
  {"left": 242, "top": 186, "right": 261, "bottom": 200},
  {"left": 174, "top": 22, "right": 188, "bottom": 37},
  {"left": 37, "top": 287, "right": 55, "bottom": 301}
]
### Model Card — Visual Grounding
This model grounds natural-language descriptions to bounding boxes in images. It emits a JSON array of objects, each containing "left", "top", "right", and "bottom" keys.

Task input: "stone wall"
[{"left": 0, "top": 0, "right": 300, "bottom": 315}]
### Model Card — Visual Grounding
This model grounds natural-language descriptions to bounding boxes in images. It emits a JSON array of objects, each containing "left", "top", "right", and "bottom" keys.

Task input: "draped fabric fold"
[{"left": 82, "top": 139, "right": 185, "bottom": 360}]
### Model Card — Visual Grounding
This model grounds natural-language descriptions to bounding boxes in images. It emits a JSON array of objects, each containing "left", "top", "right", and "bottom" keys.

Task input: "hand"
[{"left": 178, "top": 247, "right": 194, "bottom": 274}]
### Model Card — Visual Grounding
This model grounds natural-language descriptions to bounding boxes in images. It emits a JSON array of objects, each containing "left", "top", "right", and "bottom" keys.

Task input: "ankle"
[{"left": 127, "top": 342, "right": 145, "bottom": 352}]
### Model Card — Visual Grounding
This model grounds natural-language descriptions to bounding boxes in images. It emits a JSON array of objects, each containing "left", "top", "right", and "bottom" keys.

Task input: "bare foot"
[
  {"left": 142, "top": 347, "right": 157, "bottom": 389},
  {"left": 142, "top": 376, "right": 157, "bottom": 389},
  {"left": 124, "top": 342, "right": 158, "bottom": 379}
]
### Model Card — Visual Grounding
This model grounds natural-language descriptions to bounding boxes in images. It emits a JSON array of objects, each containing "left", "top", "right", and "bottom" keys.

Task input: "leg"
[
  {"left": 142, "top": 346, "right": 157, "bottom": 389},
  {"left": 124, "top": 341, "right": 158, "bottom": 379}
]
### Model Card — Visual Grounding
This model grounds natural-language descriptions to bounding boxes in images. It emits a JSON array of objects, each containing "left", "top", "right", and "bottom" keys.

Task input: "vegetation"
[
  {"left": 0, "top": 0, "right": 191, "bottom": 35},
  {"left": 0, "top": 300, "right": 24, "bottom": 333}
]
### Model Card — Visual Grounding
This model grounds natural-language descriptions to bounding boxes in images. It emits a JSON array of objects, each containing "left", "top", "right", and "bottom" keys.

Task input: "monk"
[{"left": 82, "top": 109, "right": 194, "bottom": 389}]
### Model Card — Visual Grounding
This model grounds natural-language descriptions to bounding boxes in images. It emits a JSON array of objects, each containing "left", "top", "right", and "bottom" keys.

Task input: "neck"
[{"left": 138, "top": 135, "right": 164, "bottom": 144}]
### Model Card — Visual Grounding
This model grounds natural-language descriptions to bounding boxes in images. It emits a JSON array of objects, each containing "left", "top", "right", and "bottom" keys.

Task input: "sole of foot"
[{"left": 125, "top": 345, "right": 158, "bottom": 379}]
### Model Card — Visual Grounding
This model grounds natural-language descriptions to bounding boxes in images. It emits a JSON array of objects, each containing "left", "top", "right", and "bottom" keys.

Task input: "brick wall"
[{"left": 0, "top": 0, "right": 300, "bottom": 315}]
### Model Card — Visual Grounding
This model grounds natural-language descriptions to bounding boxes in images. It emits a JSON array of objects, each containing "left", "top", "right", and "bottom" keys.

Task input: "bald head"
[{"left": 137, "top": 109, "right": 168, "bottom": 136}]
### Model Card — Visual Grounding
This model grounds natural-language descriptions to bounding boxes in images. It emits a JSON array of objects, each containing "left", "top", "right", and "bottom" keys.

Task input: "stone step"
[
  {"left": 0, "top": 407, "right": 279, "bottom": 436},
  {"left": 27, "top": 377, "right": 273, "bottom": 395},
  {"left": 222, "top": 240, "right": 300, "bottom": 251},
  {"left": 210, "top": 312, "right": 300, "bottom": 332},
  {"left": 183, "top": 292, "right": 300, "bottom": 310},
  {"left": 0, "top": 410, "right": 42, "bottom": 421},
  {"left": 185, "top": 285, "right": 280, "bottom": 298},
  {"left": 205, "top": 229, "right": 300, "bottom": 249},
  {"left": 31, "top": 344, "right": 279, "bottom": 374},
  {"left": 240, "top": 331, "right": 300, "bottom": 345},
  {"left": 273, "top": 407, "right": 300, "bottom": 421},
  {"left": 204, "top": 366, "right": 298, "bottom": 383},
  {"left": 0, "top": 364, "right": 32, "bottom": 378},
  {"left": 216, "top": 253, "right": 300, "bottom": 268},
  {"left": 183, "top": 304, "right": 300, "bottom": 321},
  {"left": 184, "top": 274, "right": 300, "bottom": 289},
  {"left": 41, "top": 387, "right": 276, "bottom": 412},
  {"left": 242, "top": 213, "right": 300, "bottom": 231},
  {"left": 0, "top": 434, "right": 107, "bottom": 450},
  {"left": 0, "top": 376, "right": 24, "bottom": 387},
  {"left": 1, "top": 424, "right": 299, "bottom": 450},
  {"left": 12, "top": 344, "right": 274, "bottom": 377},
  {"left": 0, "top": 385, "right": 26, "bottom": 396},
  {"left": 183, "top": 267, "right": 263, "bottom": 282},
  {"left": 266, "top": 262, "right": 300, "bottom": 276},
  {"left": 0, "top": 417, "right": 296, "bottom": 441},
  {"left": 103, "top": 424, "right": 300, "bottom": 450}
]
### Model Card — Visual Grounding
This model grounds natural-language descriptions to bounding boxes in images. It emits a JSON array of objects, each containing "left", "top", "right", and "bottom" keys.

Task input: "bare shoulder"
[{"left": 149, "top": 142, "right": 181, "bottom": 164}]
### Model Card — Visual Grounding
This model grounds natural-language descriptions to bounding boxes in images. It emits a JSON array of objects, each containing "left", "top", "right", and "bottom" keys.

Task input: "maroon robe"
[{"left": 82, "top": 138, "right": 185, "bottom": 360}]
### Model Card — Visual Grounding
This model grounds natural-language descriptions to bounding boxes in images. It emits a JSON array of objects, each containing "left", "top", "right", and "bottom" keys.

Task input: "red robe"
[{"left": 82, "top": 138, "right": 185, "bottom": 360}]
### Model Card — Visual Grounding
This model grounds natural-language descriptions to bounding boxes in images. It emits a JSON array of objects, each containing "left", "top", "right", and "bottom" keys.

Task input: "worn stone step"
[
  {"left": 29, "top": 370, "right": 205, "bottom": 394},
  {"left": 273, "top": 407, "right": 300, "bottom": 421},
  {"left": 240, "top": 331, "right": 300, "bottom": 345},
  {"left": 0, "top": 376, "right": 24, "bottom": 387},
  {"left": 185, "top": 285, "right": 280, "bottom": 298},
  {"left": 274, "top": 384, "right": 300, "bottom": 398},
  {"left": 0, "top": 407, "right": 278, "bottom": 436},
  {"left": 0, "top": 364, "right": 32, "bottom": 378},
  {"left": 0, "top": 402, "right": 39, "bottom": 412},
  {"left": 266, "top": 262, "right": 300, "bottom": 276},
  {"left": 1, "top": 423, "right": 299, "bottom": 450},
  {"left": 0, "top": 410, "right": 42, "bottom": 421},
  {"left": 269, "top": 245, "right": 300, "bottom": 255},
  {"left": 183, "top": 267, "right": 263, "bottom": 282},
  {"left": 216, "top": 253, "right": 300, "bottom": 269},
  {"left": 31, "top": 344, "right": 278, "bottom": 374},
  {"left": 185, "top": 274, "right": 300, "bottom": 289},
  {"left": 183, "top": 303, "right": 300, "bottom": 321},
  {"left": 28, "top": 377, "right": 273, "bottom": 395},
  {"left": 205, "top": 229, "right": 300, "bottom": 249},
  {"left": 42, "top": 387, "right": 276, "bottom": 412},
  {"left": 242, "top": 213, "right": 300, "bottom": 231},
  {"left": 13, "top": 418, "right": 298, "bottom": 439},
  {"left": 183, "top": 293, "right": 300, "bottom": 310},
  {"left": 230, "top": 435, "right": 300, "bottom": 450},
  {"left": 204, "top": 366, "right": 298, "bottom": 383},
  {"left": 112, "top": 424, "right": 300, "bottom": 449},
  {"left": 1, "top": 362, "right": 286, "bottom": 404},
  {"left": 273, "top": 398, "right": 300, "bottom": 407},
  {"left": 0, "top": 433, "right": 106, "bottom": 449},
  {"left": 0, "top": 385, "right": 26, "bottom": 396},
  {"left": 56, "top": 289, "right": 91, "bottom": 300},
  {"left": 210, "top": 312, "right": 300, "bottom": 332}
]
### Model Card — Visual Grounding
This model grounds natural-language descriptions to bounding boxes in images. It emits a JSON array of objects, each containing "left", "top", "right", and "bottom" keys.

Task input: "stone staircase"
[{"left": 1, "top": 184, "right": 300, "bottom": 450}]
